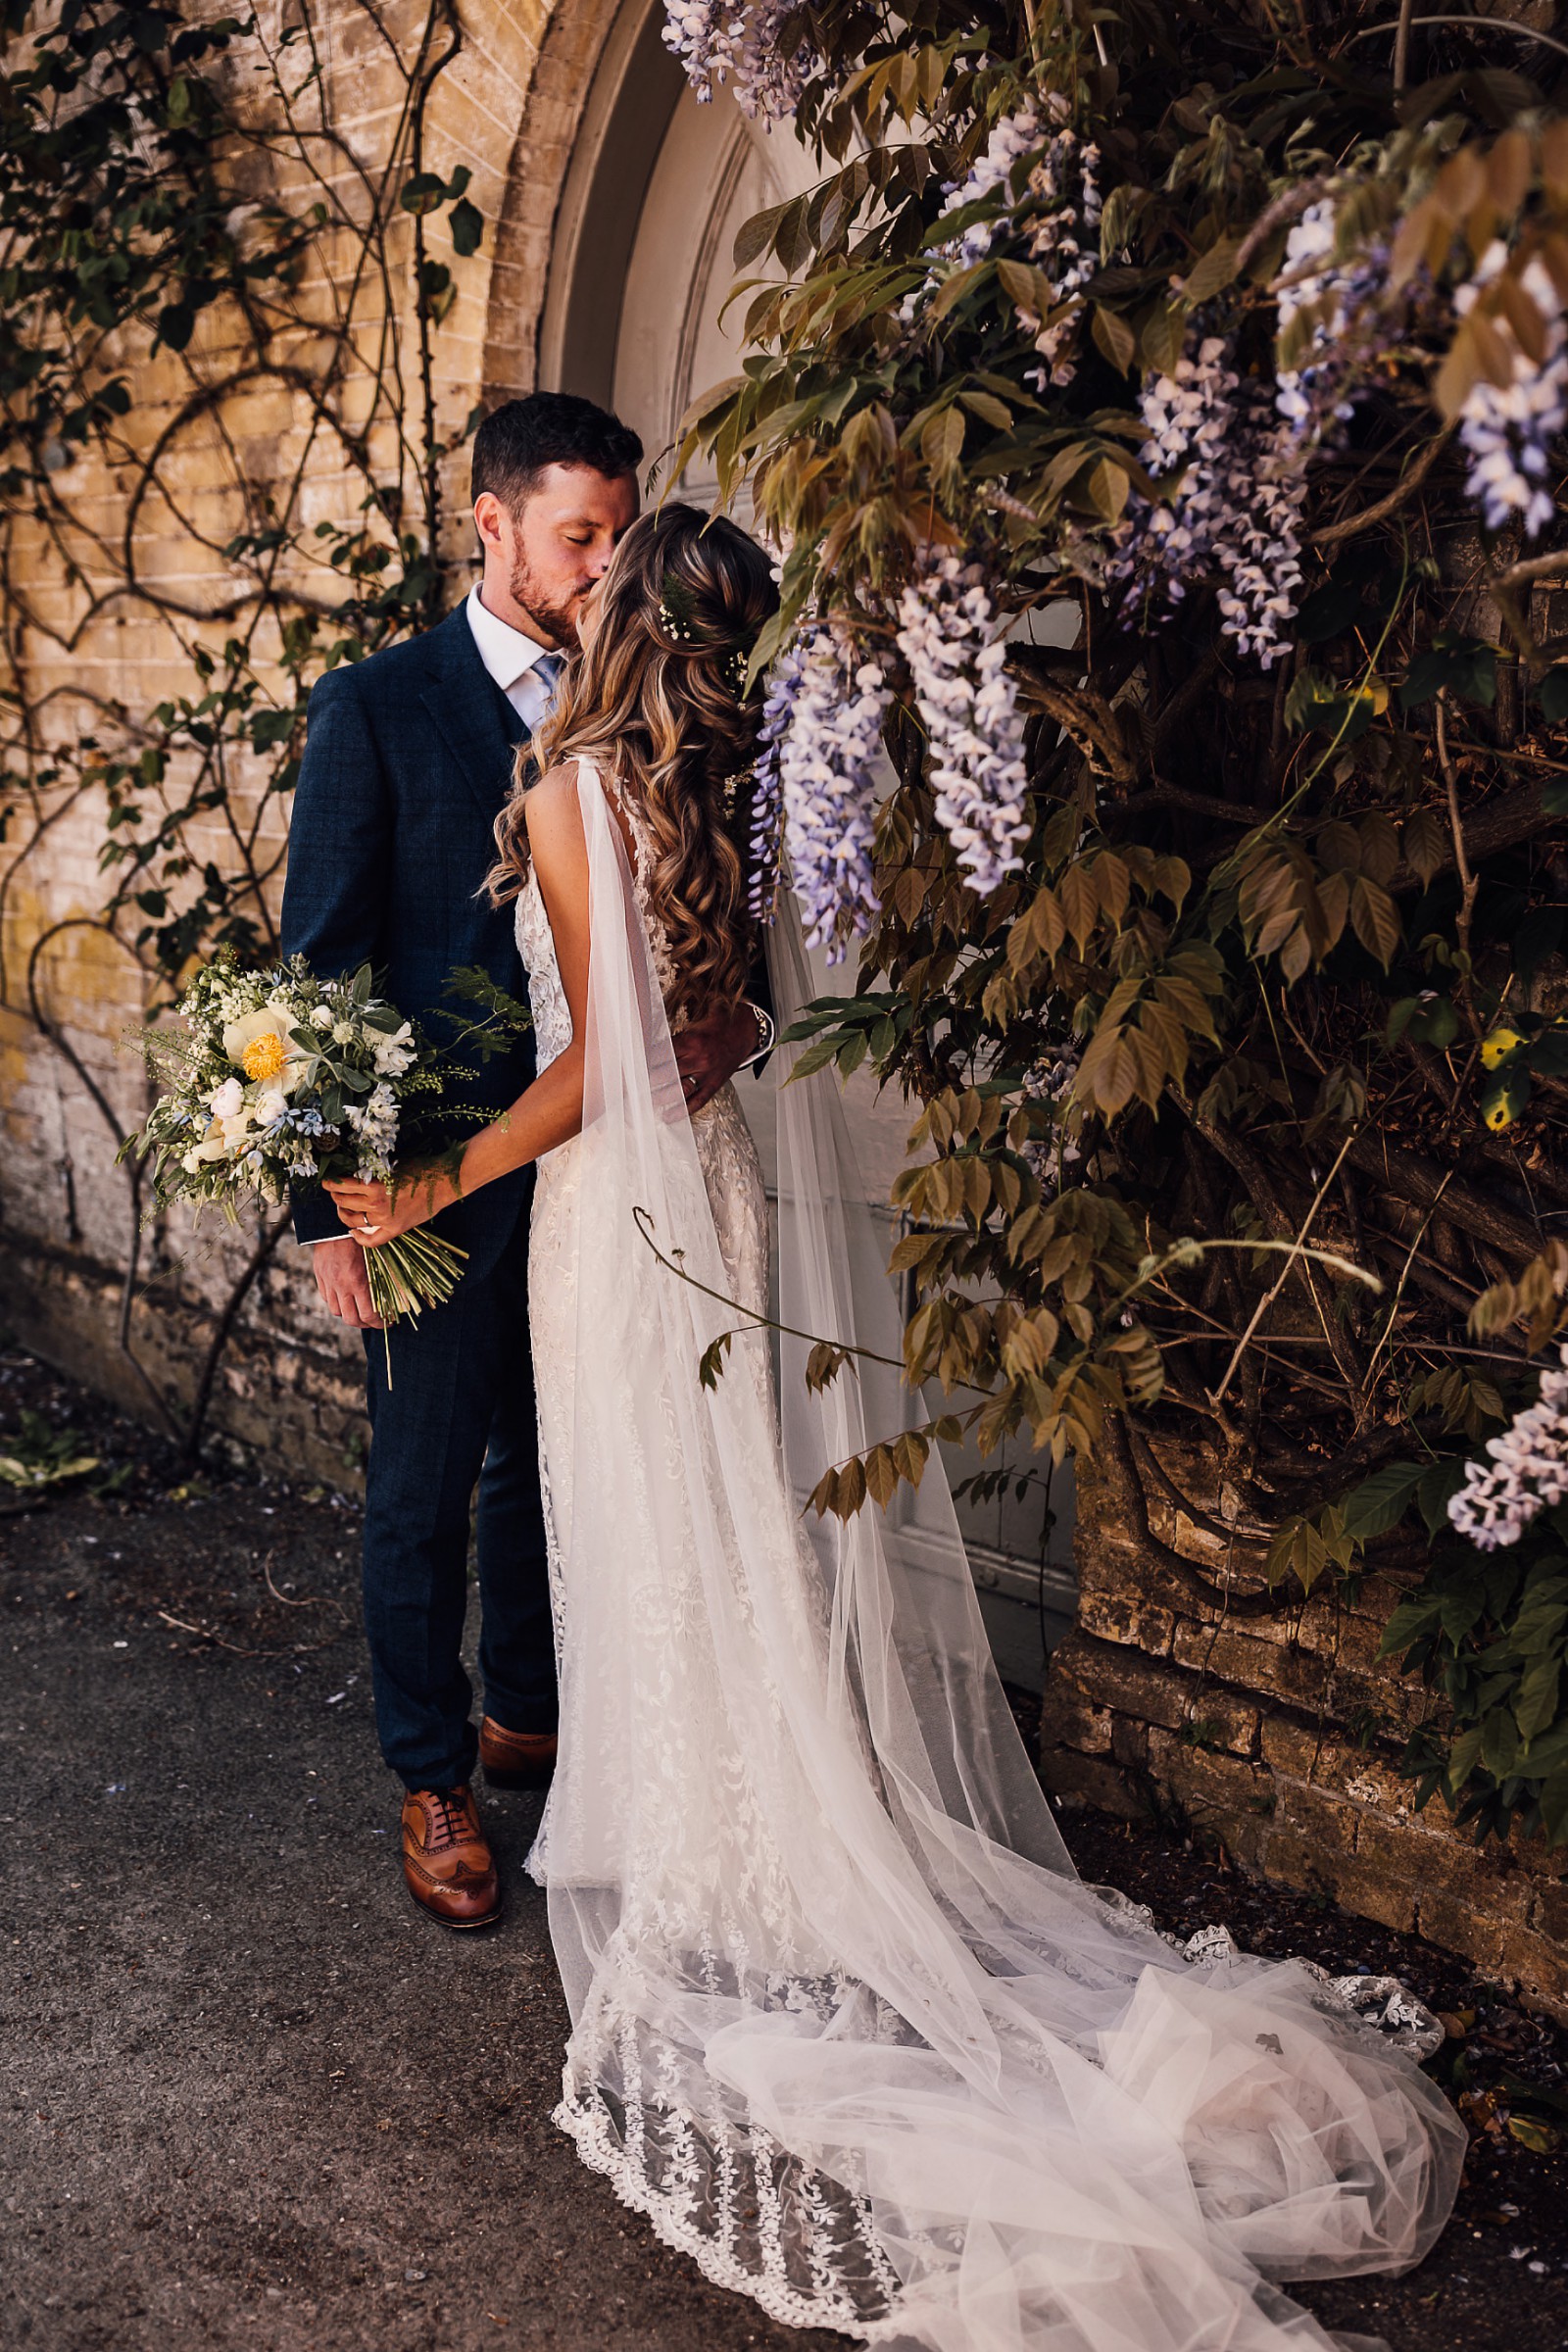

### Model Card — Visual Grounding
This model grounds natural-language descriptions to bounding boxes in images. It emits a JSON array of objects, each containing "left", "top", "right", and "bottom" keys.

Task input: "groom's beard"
[{"left": 508, "top": 552, "right": 591, "bottom": 653}]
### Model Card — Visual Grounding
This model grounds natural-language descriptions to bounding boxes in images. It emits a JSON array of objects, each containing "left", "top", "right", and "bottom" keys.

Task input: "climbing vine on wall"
[
  {"left": 675, "top": 0, "right": 1568, "bottom": 1845},
  {"left": 0, "top": 0, "right": 481, "bottom": 1453}
]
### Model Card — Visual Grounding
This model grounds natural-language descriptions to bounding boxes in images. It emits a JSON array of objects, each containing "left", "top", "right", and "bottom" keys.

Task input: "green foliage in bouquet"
[
  {"left": 674, "top": 0, "right": 1568, "bottom": 1841},
  {"left": 120, "top": 951, "right": 466, "bottom": 1338}
]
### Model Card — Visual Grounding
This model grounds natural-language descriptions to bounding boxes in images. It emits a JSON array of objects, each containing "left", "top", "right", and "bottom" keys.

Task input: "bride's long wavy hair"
[{"left": 487, "top": 503, "right": 777, "bottom": 1029}]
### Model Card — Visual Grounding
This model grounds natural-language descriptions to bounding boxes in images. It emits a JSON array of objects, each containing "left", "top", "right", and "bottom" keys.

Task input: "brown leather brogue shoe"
[
  {"left": 400, "top": 1784, "right": 501, "bottom": 1930},
  {"left": 479, "top": 1715, "right": 559, "bottom": 1791}
]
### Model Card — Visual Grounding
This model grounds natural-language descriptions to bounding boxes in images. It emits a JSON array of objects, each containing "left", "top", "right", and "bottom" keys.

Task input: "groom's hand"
[
  {"left": 310, "top": 1236, "right": 385, "bottom": 1331},
  {"left": 675, "top": 1001, "right": 762, "bottom": 1115}
]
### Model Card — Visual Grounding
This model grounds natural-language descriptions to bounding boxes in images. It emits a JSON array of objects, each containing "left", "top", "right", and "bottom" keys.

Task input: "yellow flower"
[
  {"left": 1481, "top": 1026, "right": 1525, "bottom": 1070},
  {"left": 222, "top": 1005, "right": 302, "bottom": 1093},
  {"left": 242, "top": 1030, "right": 286, "bottom": 1082}
]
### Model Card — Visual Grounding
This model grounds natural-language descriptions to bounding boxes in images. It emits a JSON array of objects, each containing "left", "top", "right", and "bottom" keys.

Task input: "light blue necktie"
[{"left": 533, "top": 650, "right": 565, "bottom": 710}]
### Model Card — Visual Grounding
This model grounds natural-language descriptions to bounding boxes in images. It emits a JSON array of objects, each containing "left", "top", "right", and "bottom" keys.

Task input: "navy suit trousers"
[{"left": 361, "top": 1180, "right": 556, "bottom": 1788}]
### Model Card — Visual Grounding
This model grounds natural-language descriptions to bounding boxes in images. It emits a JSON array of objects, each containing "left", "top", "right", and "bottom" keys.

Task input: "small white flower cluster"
[
  {"left": 1456, "top": 242, "right": 1567, "bottom": 540},
  {"left": 895, "top": 550, "right": 1033, "bottom": 893},
  {"left": 1448, "top": 1346, "right": 1568, "bottom": 1550},
  {"left": 752, "top": 625, "right": 890, "bottom": 958},
  {"left": 661, "top": 0, "right": 814, "bottom": 122},
  {"left": 1017, "top": 132, "right": 1102, "bottom": 390},
  {"left": 345, "top": 1080, "right": 400, "bottom": 1182},
  {"left": 1106, "top": 337, "right": 1308, "bottom": 667}
]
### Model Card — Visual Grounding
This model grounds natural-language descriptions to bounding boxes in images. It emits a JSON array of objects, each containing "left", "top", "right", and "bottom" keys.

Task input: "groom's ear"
[{"left": 473, "top": 490, "right": 509, "bottom": 553}]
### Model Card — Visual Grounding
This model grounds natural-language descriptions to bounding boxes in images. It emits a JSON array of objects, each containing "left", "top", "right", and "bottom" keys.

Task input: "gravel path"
[{"left": 3, "top": 1346, "right": 1566, "bottom": 2352}]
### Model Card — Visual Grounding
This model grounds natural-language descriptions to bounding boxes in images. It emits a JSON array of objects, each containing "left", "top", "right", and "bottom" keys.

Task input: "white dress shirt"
[{"left": 466, "top": 582, "right": 564, "bottom": 732}]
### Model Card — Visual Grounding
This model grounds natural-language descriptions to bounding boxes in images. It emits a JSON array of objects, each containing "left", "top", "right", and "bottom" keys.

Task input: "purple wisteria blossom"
[
  {"left": 751, "top": 627, "right": 890, "bottom": 957},
  {"left": 1105, "top": 203, "right": 1414, "bottom": 665},
  {"left": 1017, "top": 132, "right": 1102, "bottom": 390},
  {"left": 1448, "top": 1345, "right": 1568, "bottom": 1549},
  {"left": 1272, "top": 200, "right": 1394, "bottom": 439},
  {"left": 1018, "top": 1050, "right": 1083, "bottom": 1197},
  {"left": 895, "top": 552, "right": 1032, "bottom": 893},
  {"left": 937, "top": 98, "right": 1055, "bottom": 268},
  {"left": 661, "top": 0, "right": 816, "bottom": 121},
  {"left": 1456, "top": 243, "right": 1567, "bottom": 540},
  {"left": 900, "top": 98, "right": 1102, "bottom": 389},
  {"left": 1104, "top": 337, "right": 1304, "bottom": 665}
]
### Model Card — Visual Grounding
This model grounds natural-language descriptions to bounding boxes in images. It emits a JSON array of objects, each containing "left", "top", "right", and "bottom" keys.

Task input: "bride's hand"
[{"left": 325, "top": 1163, "right": 457, "bottom": 1246}]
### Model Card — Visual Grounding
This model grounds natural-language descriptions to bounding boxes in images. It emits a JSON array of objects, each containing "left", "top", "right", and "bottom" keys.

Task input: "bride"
[{"left": 326, "top": 504, "right": 1463, "bottom": 2352}]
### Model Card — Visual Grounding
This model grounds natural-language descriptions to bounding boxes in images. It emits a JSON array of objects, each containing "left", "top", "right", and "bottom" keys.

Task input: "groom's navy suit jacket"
[{"left": 280, "top": 603, "right": 534, "bottom": 1274}]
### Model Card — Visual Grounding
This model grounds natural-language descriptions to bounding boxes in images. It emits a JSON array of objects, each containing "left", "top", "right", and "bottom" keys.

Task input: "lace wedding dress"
[{"left": 513, "top": 759, "right": 1463, "bottom": 2352}]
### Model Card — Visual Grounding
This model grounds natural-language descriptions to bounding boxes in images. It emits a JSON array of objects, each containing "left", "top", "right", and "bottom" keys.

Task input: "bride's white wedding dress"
[{"left": 513, "top": 758, "right": 1463, "bottom": 2352}]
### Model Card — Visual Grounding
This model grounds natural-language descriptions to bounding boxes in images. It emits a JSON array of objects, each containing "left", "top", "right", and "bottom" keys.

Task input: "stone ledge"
[
  {"left": 0, "top": 1225, "right": 365, "bottom": 1491},
  {"left": 1045, "top": 1431, "right": 1568, "bottom": 2020}
]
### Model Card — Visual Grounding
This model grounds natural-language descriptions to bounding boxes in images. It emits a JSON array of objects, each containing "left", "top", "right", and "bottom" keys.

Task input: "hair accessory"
[
  {"left": 659, "top": 568, "right": 758, "bottom": 696},
  {"left": 659, "top": 570, "right": 700, "bottom": 644}
]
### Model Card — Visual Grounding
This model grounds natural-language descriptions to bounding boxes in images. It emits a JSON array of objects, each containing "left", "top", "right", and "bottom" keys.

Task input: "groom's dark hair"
[{"left": 471, "top": 392, "right": 643, "bottom": 513}]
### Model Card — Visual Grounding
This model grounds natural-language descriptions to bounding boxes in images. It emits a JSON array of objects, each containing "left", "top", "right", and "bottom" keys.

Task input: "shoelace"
[{"left": 425, "top": 1789, "right": 472, "bottom": 1850}]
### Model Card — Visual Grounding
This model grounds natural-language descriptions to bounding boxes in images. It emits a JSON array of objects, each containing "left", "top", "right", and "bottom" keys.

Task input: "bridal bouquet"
[{"left": 122, "top": 950, "right": 466, "bottom": 1331}]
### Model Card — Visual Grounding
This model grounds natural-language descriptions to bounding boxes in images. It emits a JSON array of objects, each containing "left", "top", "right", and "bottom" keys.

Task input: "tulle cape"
[{"left": 525, "top": 762, "right": 1464, "bottom": 2352}]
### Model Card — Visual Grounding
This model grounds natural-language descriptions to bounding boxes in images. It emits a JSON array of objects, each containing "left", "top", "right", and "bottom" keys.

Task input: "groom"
[{"left": 281, "top": 391, "right": 767, "bottom": 1930}]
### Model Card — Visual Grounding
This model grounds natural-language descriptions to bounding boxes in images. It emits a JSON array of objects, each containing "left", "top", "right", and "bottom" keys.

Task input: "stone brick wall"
[
  {"left": 0, "top": 0, "right": 573, "bottom": 1458},
  {"left": 1041, "top": 1425, "right": 1568, "bottom": 2019}
]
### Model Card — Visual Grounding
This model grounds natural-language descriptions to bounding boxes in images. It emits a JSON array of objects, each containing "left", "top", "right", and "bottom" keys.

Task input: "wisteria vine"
[
  {"left": 750, "top": 626, "right": 890, "bottom": 957},
  {"left": 1448, "top": 1347, "right": 1568, "bottom": 1549},
  {"left": 661, "top": 0, "right": 817, "bottom": 122}
]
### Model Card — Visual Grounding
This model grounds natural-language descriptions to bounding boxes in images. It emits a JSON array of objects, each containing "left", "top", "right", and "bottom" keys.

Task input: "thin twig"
[
  {"left": 1435, "top": 690, "right": 1478, "bottom": 982},
  {"left": 156, "top": 1608, "right": 344, "bottom": 1658},
  {"left": 1361, "top": 1172, "right": 1453, "bottom": 1406},
  {"left": 1205, "top": 1133, "right": 1360, "bottom": 1408}
]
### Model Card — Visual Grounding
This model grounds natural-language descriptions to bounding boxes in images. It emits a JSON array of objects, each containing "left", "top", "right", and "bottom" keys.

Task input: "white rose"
[
  {"left": 310, "top": 1004, "right": 333, "bottom": 1029},
  {"left": 180, "top": 1149, "right": 203, "bottom": 1175},
  {"left": 255, "top": 1088, "right": 287, "bottom": 1125},
  {"left": 208, "top": 1076, "right": 244, "bottom": 1119}
]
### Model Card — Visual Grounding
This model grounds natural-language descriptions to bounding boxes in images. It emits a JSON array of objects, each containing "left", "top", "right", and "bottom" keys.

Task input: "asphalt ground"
[{"left": 4, "top": 1345, "right": 1567, "bottom": 2352}]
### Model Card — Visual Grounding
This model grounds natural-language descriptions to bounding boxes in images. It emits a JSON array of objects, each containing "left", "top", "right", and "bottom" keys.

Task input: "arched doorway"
[{"left": 534, "top": 2, "right": 1077, "bottom": 1684}]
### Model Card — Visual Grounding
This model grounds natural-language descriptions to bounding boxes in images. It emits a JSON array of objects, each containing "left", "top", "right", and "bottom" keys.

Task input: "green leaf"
[
  {"left": 1538, "top": 665, "right": 1568, "bottom": 723},
  {"left": 1296, "top": 582, "right": 1362, "bottom": 643},
  {"left": 1091, "top": 304, "right": 1136, "bottom": 373},
  {"left": 1349, "top": 874, "right": 1401, "bottom": 969},
  {"left": 1417, "top": 1457, "right": 1469, "bottom": 1534},
  {"left": 734, "top": 199, "right": 789, "bottom": 270},
  {"left": 1181, "top": 234, "right": 1242, "bottom": 307},
  {"left": 155, "top": 303, "right": 195, "bottom": 353},
  {"left": 449, "top": 198, "right": 483, "bottom": 258},
  {"left": 400, "top": 171, "right": 447, "bottom": 217},
  {"left": 1507, "top": 2115, "right": 1562, "bottom": 2155},
  {"left": 1140, "top": 304, "right": 1185, "bottom": 375},
  {"left": 1341, "top": 1460, "right": 1427, "bottom": 1543},
  {"left": 1398, "top": 635, "right": 1496, "bottom": 711},
  {"left": 958, "top": 389, "right": 1013, "bottom": 430},
  {"left": 1515, "top": 1653, "right": 1562, "bottom": 1745}
]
